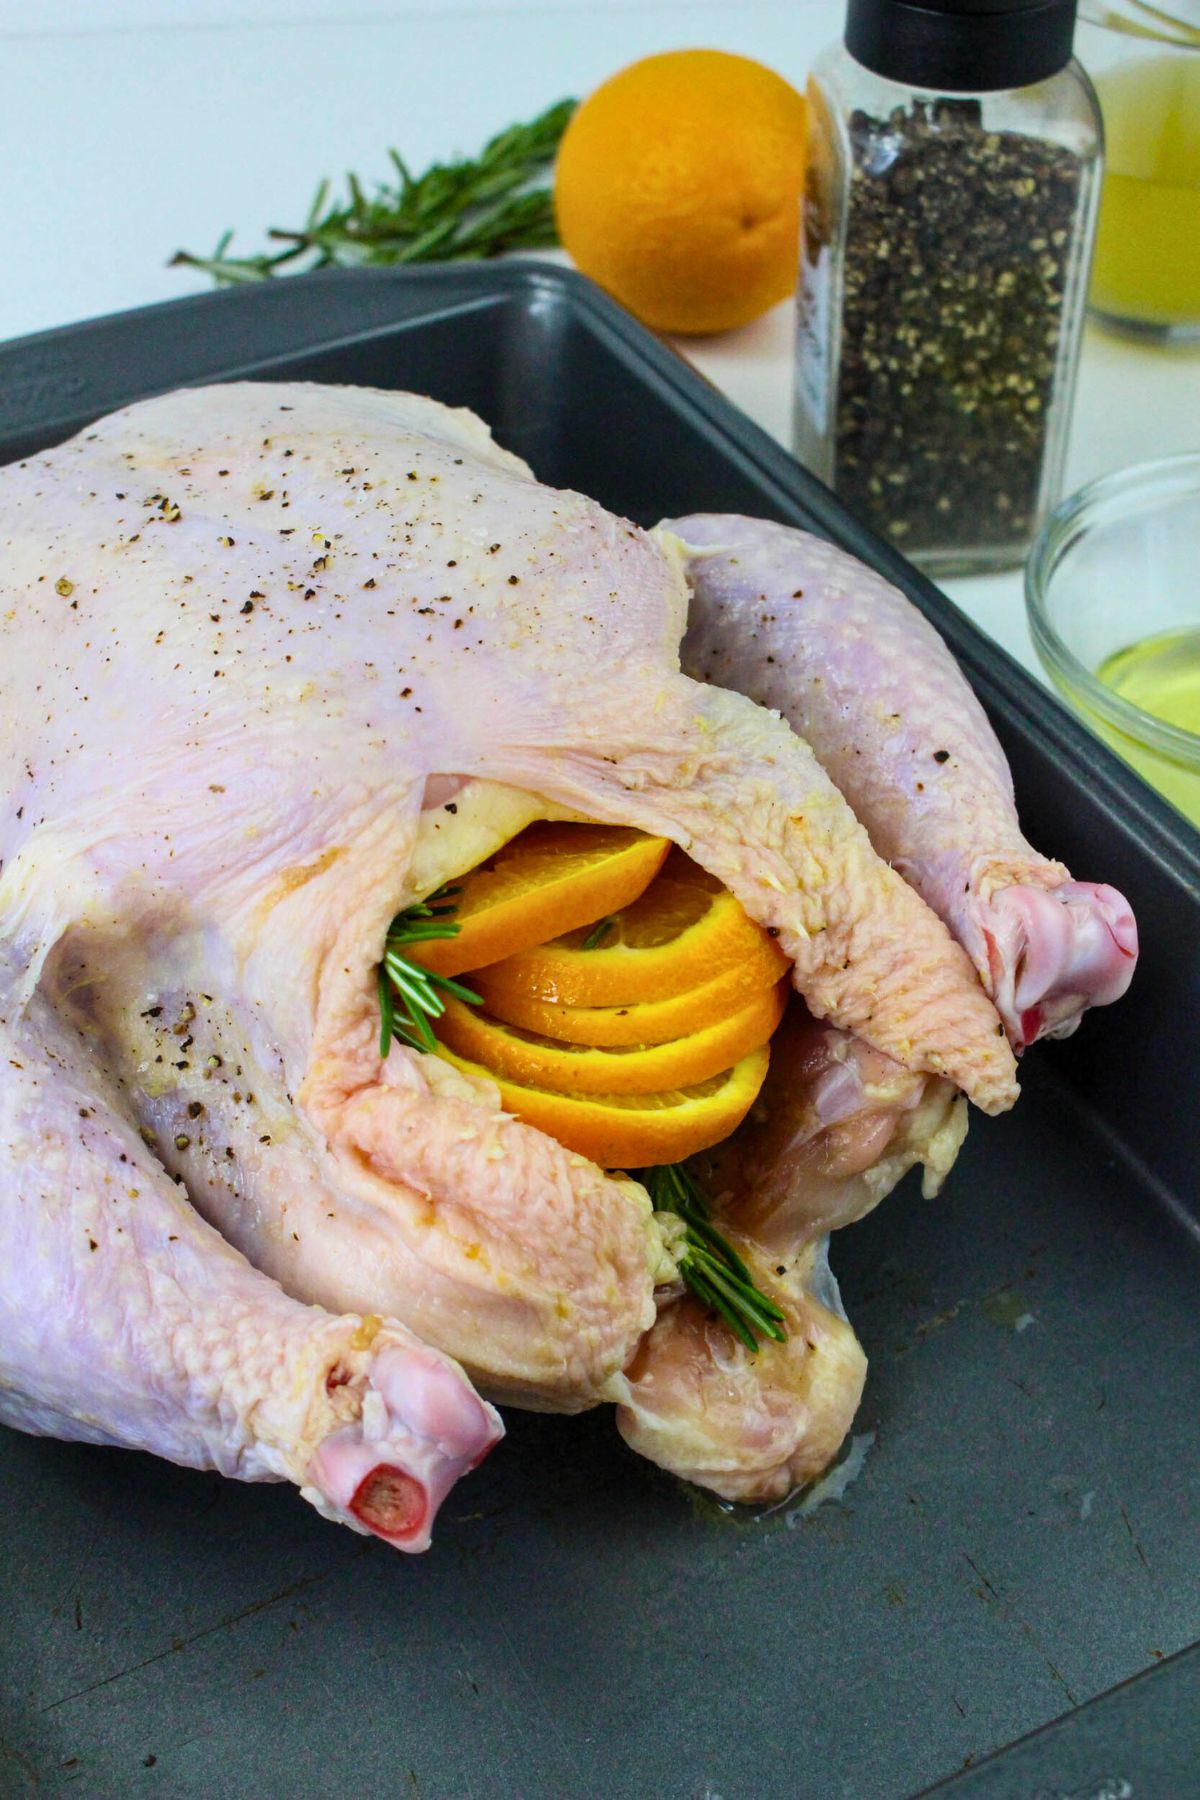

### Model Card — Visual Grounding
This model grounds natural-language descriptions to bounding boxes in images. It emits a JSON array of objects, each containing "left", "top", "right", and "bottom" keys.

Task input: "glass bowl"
[{"left": 1026, "top": 451, "right": 1200, "bottom": 826}]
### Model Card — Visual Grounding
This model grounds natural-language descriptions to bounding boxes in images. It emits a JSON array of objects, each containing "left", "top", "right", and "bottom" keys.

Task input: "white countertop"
[{"left": 6, "top": 0, "right": 1199, "bottom": 676}]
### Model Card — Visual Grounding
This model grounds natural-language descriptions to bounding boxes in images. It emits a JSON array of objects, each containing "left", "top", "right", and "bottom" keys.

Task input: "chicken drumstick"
[{"left": 667, "top": 515, "right": 1138, "bottom": 1048}]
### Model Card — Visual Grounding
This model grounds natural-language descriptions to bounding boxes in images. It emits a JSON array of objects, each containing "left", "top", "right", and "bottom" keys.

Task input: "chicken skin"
[
  {"left": 0, "top": 382, "right": 1123, "bottom": 1539},
  {"left": 0, "top": 947, "right": 500, "bottom": 1550},
  {"left": 669, "top": 515, "right": 1138, "bottom": 1048}
]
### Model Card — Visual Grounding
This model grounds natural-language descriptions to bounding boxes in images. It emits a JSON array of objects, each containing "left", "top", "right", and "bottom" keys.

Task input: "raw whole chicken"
[{"left": 0, "top": 383, "right": 1134, "bottom": 1544}]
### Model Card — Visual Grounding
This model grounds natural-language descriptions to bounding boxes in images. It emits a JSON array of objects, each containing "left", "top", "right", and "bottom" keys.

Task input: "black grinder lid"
[{"left": 844, "top": 0, "right": 1080, "bottom": 92}]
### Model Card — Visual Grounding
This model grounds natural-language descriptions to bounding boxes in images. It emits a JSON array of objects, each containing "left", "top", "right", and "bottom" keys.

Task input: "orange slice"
[
  {"left": 478, "top": 875, "right": 791, "bottom": 1008},
  {"left": 474, "top": 957, "right": 786, "bottom": 1046},
  {"left": 411, "top": 823, "right": 670, "bottom": 979},
  {"left": 435, "top": 981, "right": 785, "bottom": 1096},
  {"left": 433, "top": 1043, "right": 773, "bottom": 1168}
]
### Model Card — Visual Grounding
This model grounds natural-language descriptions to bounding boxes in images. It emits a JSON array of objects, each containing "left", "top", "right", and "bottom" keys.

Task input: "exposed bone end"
[
  {"left": 609, "top": 1240, "right": 867, "bottom": 1505},
  {"left": 351, "top": 1466, "right": 427, "bottom": 1540},
  {"left": 979, "top": 880, "right": 1138, "bottom": 1050},
  {"left": 303, "top": 1336, "right": 502, "bottom": 1552}
]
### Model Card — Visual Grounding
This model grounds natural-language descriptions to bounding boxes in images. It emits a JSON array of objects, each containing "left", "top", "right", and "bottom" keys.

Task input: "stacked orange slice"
[{"left": 411, "top": 824, "right": 791, "bottom": 1166}]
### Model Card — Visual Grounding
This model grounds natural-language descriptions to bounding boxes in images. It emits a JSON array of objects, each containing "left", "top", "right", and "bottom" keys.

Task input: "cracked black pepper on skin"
[{"left": 794, "top": 0, "right": 1103, "bottom": 575}]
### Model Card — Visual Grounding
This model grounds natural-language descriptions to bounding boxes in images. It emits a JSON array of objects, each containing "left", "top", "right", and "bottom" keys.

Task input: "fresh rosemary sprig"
[
  {"left": 171, "top": 100, "right": 576, "bottom": 286},
  {"left": 581, "top": 916, "right": 616, "bottom": 949},
  {"left": 642, "top": 1163, "right": 787, "bottom": 1353},
  {"left": 378, "top": 886, "right": 481, "bottom": 1060}
]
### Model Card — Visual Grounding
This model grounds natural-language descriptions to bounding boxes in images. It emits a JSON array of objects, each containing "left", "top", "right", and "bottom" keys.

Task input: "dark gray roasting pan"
[{"left": 2, "top": 266, "right": 1198, "bottom": 1800}]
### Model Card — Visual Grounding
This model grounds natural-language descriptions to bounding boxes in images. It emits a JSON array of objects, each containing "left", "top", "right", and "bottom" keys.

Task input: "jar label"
[{"left": 795, "top": 245, "right": 831, "bottom": 442}]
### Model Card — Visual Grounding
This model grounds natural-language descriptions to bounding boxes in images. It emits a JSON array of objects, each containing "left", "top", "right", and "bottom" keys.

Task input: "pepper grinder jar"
[{"left": 795, "top": 0, "right": 1103, "bottom": 576}]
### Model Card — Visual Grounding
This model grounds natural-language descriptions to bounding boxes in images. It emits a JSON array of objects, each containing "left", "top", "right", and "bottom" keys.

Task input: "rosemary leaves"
[
  {"left": 642, "top": 1162, "right": 786, "bottom": 1352},
  {"left": 378, "top": 887, "right": 481, "bottom": 1059},
  {"left": 172, "top": 100, "right": 575, "bottom": 285}
]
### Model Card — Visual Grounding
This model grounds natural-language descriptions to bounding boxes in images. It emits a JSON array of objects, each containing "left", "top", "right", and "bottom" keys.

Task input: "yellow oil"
[
  {"left": 1099, "top": 625, "right": 1200, "bottom": 729},
  {"left": 1080, "top": 626, "right": 1200, "bottom": 823},
  {"left": 1090, "top": 54, "right": 1200, "bottom": 328}
]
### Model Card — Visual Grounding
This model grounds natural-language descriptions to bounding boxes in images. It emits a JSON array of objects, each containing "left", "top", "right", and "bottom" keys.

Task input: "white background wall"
[{"left": 3, "top": 1, "right": 835, "bottom": 342}]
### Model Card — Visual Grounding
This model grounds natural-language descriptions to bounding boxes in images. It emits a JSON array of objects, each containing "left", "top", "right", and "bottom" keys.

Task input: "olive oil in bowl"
[
  {"left": 1088, "top": 629, "right": 1200, "bottom": 821},
  {"left": 1026, "top": 453, "right": 1200, "bottom": 830},
  {"left": 1100, "top": 627, "right": 1200, "bottom": 733}
]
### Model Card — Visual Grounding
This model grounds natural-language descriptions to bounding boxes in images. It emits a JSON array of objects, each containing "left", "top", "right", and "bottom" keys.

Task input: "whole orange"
[{"left": 555, "top": 49, "right": 807, "bottom": 337}]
